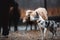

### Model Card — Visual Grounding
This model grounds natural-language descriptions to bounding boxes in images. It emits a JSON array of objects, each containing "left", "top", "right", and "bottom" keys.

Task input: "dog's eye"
[
  {"left": 41, "top": 23, "right": 43, "bottom": 25},
  {"left": 37, "top": 20, "right": 40, "bottom": 23},
  {"left": 39, "top": 21, "right": 41, "bottom": 22},
  {"left": 45, "top": 22, "right": 47, "bottom": 24}
]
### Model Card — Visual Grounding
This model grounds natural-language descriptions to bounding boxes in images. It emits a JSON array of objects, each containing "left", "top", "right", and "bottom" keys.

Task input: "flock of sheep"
[{"left": 22, "top": 7, "right": 60, "bottom": 39}]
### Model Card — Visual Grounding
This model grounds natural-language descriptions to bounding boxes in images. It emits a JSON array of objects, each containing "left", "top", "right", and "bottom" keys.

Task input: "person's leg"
[
  {"left": 0, "top": 20, "right": 2, "bottom": 33},
  {"left": 0, "top": 20, "right": 2, "bottom": 36},
  {"left": 0, "top": 27, "right": 1, "bottom": 36},
  {"left": 0, "top": 26, "right": 1, "bottom": 33},
  {"left": 2, "top": 14, "right": 9, "bottom": 37},
  {"left": 2, "top": 20, "right": 9, "bottom": 36},
  {"left": 13, "top": 18, "right": 18, "bottom": 31},
  {"left": 14, "top": 22, "right": 18, "bottom": 31},
  {"left": 9, "top": 17, "right": 12, "bottom": 31}
]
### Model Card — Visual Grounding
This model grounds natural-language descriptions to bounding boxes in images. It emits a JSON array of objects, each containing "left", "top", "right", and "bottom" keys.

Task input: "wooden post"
[{"left": 44, "top": 0, "right": 47, "bottom": 9}]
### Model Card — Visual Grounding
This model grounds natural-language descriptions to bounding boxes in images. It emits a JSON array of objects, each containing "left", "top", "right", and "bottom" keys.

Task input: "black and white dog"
[{"left": 37, "top": 20, "right": 60, "bottom": 39}]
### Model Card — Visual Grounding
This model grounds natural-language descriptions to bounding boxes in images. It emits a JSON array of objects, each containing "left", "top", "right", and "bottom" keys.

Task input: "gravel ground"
[{"left": 0, "top": 28, "right": 60, "bottom": 40}]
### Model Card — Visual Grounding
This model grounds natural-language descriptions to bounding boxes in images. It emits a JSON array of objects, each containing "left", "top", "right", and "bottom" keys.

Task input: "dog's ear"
[
  {"left": 35, "top": 12, "right": 39, "bottom": 18},
  {"left": 36, "top": 12, "right": 38, "bottom": 14},
  {"left": 36, "top": 12, "right": 38, "bottom": 15},
  {"left": 37, "top": 20, "right": 41, "bottom": 23}
]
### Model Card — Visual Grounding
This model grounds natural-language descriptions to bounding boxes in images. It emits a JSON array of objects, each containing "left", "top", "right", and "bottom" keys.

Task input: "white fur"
[
  {"left": 33, "top": 7, "right": 48, "bottom": 20},
  {"left": 23, "top": 17, "right": 26, "bottom": 23},
  {"left": 23, "top": 7, "right": 48, "bottom": 23},
  {"left": 26, "top": 10, "right": 34, "bottom": 16},
  {"left": 23, "top": 10, "right": 34, "bottom": 23}
]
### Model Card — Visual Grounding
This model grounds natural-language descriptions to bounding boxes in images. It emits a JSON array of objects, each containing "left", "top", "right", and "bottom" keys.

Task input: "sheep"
[
  {"left": 22, "top": 10, "right": 38, "bottom": 30},
  {"left": 23, "top": 10, "right": 34, "bottom": 23},
  {"left": 32, "top": 7, "right": 48, "bottom": 20},
  {"left": 22, "top": 7, "right": 48, "bottom": 31},
  {"left": 23, "top": 7, "right": 48, "bottom": 23}
]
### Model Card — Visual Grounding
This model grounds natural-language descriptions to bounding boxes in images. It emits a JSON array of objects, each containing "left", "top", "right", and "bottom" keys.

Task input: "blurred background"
[
  {"left": 14, "top": 0, "right": 60, "bottom": 24},
  {"left": 15, "top": 0, "right": 60, "bottom": 15}
]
